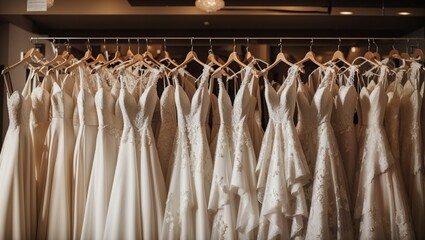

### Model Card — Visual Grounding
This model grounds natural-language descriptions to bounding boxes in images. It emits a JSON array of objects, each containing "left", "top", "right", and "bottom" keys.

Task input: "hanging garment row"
[{"left": 0, "top": 41, "right": 425, "bottom": 240}]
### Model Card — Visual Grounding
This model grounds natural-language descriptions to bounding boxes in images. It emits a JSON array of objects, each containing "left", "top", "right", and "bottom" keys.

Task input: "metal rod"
[{"left": 30, "top": 36, "right": 425, "bottom": 41}]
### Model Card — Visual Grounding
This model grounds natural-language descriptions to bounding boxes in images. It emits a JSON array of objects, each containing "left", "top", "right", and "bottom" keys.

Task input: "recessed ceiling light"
[
  {"left": 398, "top": 11, "right": 411, "bottom": 16},
  {"left": 339, "top": 11, "right": 353, "bottom": 15},
  {"left": 204, "top": 21, "right": 210, "bottom": 26},
  {"left": 351, "top": 47, "right": 358, "bottom": 53}
]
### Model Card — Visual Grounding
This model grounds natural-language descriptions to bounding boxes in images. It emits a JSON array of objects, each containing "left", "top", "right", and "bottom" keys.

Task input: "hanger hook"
[
  {"left": 163, "top": 38, "right": 166, "bottom": 52},
  {"left": 367, "top": 39, "right": 371, "bottom": 51},
  {"left": 233, "top": 38, "right": 236, "bottom": 52},
  {"left": 310, "top": 39, "right": 314, "bottom": 52},
  {"left": 392, "top": 40, "right": 396, "bottom": 50},
  {"left": 66, "top": 38, "right": 70, "bottom": 51},
  {"left": 146, "top": 38, "right": 149, "bottom": 52},
  {"left": 209, "top": 38, "right": 213, "bottom": 54},
  {"left": 116, "top": 39, "right": 119, "bottom": 51},
  {"left": 373, "top": 39, "right": 378, "bottom": 53},
  {"left": 87, "top": 38, "right": 92, "bottom": 51},
  {"left": 338, "top": 38, "right": 341, "bottom": 51},
  {"left": 128, "top": 38, "right": 131, "bottom": 51},
  {"left": 191, "top": 37, "right": 194, "bottom": 51},
  {"left": 137, "top": 38, "right": 140, "bottom": 54},
  {"left": 246, "top": 38, "right": 249, "bottom": 52},
  {"left": 279, "top": 38, "right": 283, "bottom": 53}
]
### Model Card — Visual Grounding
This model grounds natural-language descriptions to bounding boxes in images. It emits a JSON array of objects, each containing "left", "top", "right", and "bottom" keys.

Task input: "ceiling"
[{"left": 0, "top": 0, "right": 424, "bottom": 37}]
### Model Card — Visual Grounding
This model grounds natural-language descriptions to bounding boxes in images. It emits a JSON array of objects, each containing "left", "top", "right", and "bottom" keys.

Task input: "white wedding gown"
[
  {"left": 81, "top": 71, "right": 120, "bottom": 240},
  {"left": 256, "top": 65, "right": 310, "bottom": 240},
  {"left": 72, "top": 66, "right": 99, "bottom": 240},
  {"left": 353, "top": 78, "right": 415, "bottom": 239},
  {"left": 37, "top": 73, "right": 76, "bottom": 240},
  {"left": 30, "top": 72, "right": 51, "bottom": 217},
  {"left": 156, "top": 83, "right": 177, "bottom": 180},
  {"left": 138, "top": 70, "right": 167, "bottom": 239},
  {"left": 331, "top": 67, "right": 358, "bottom": 194},
  {"left": 0, "top": 71, "right": 36, "bottom": 239},
  {"left": 104, "top": 71, "right": 143, "bottom": 239},
  {"left": 162, "top": 65, "right": 213, "bottom": 240},
  {"left": 297, "top": 67, "right": 353, "bottom": 239},
  {"left": 209, "top": 67, "right": 260, "bottom": 240},
  {"left": 399, "top": 62, "right": 425, "bottom": 239}
]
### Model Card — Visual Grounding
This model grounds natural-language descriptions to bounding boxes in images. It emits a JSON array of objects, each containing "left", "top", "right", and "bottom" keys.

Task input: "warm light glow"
[
  {"left": 350, "top": 47, "right": 358, "bottom": 53},
  {"left": 47, "top": 0, "right": 54, "bottom": 8},
  {"left": 339, "top": 11, "right": 353, "bottom": 15},
  {"left": 398, "top": 12, "right": 411, "bottom": 16},
  {"left": 196, "top": 0, "right": 225, "bottom": 13},
  {"left": 156, "top": 49, "right": 161, "bottom": 54}
]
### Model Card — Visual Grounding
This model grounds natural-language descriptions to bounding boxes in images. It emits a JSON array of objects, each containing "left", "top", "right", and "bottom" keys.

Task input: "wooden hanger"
[
  {"left": 65, "top": 40, "right": 95, "bottom": 74},
  {"left": 260, "top": 39, "right": 293, "bottom": 76},
  {"left": 205, "top": 39, "right": 229, "bottom": 77},
  {"left": 157, "top": 39, "right": 178, "bottom": 67},
  {"left": 400, "top": 40, "right": 412, "bottom": 60},
  {"left": 363, "top": 39, "right": 378, "bottom": 61},
  {"left": 413, "top": 47, "right": 425, "bottom": 60},
  {"left": 91, "top": 40, "right": 122, "bottom": 74},
  {"left": 244, "top": 38, "right": 254, "bottom": 63},
  {"left": 88, "top": 53, "right": 107, "bottom": 67},
  {"left": 2, "top": 47, "right": 44, "bottom": 75},
  {"left": 142, "top": 39, "right": 164, "bottom": 67},
  {"left": 120, "top": 46, "right": 155, "bottom": 72},
  {"left": 330, "top": 39, "right": 352, "bottom": 67},
  {"left": 47, "top": 54, "right": 75, "bottom": 75},
  {"left": 211, "top": 39, "right": 248, "bottom": 78},
  {"left": 123, "top": 39, "right": 134, "bottom": 61},
  {"left": 296, "top": 39, "right": 326, "bottom": 71},
  {"left": 172, "top": 38, "right": 208, "bottom": 73}
]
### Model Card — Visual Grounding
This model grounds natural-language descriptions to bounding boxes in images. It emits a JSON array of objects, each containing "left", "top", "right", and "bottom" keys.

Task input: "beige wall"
[{"left": 1, "top": 23, "right": 53, "bottom": 139}]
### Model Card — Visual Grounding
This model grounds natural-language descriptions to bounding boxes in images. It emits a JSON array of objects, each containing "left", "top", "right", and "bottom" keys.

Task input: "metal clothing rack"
[
  {"left": 29, "top": 37, "right": 425, "bottom": 47},
  {"left": 29, "top": 37, "right": 425, "bottom": 41}
]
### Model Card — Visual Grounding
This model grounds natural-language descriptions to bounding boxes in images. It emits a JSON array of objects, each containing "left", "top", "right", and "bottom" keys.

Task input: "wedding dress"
[
  {"left": 248, "top": 74, "right": 264, "bottom": 158},
  {"left": 80, "top": 70, "right": 120, "bottom": 240},
  {"left": 331, "top": 66, "right": 358, "bottom": 193},
  {"left": 137, "top": 69, "right": 167, "bottom": 239},
  {"left": 162, "top": 65, "right": 213, "bottom": 240},
  {"left": 156, "top": 80, "right": 177, "bottom": 180},
  {"left": 0, "top": 71, "right": 36, "bottom": 239},
  {"left": 37, "top": 73, "right": 76, "bottom": 240},
  {"left": 72, "top": 66, "right": 99, "bottom": 240},
  {"left": 353, "top": 76, "right": 415, "bottom": 239},
  {"left": 104, "top": 68, "right": 161, "bottom": 239},
  {"left": 209, "top": 67, "right": 260, "bottom": 240},
  {"left": 256, "top": 65, "right": 310, "bottom": 239},
  {"left": 30, "top": 72, "right": 51, "bottom": 213},
  {"left": 297, "top": 67, "right": 353, "bottom": 239},
  {"left": 103, "top": 70, "right": 144, "bottom": 239},
  {"left": 399, "top": 62, "right": 425, "bottom": 239}
]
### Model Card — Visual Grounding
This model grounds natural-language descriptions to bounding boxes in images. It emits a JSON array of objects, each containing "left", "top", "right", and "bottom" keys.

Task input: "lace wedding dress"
[
  {"left": 162, "top": 65, "right": 213, "bottom": 240},
  {"left": 81, "top": 70, "right": 121, "bottom": 240},
  {"left": 156, "top": 82, "right": 176, "bottom": 180},
  {"left": 256, "top": 65, "right": 310, "bottom": 239},
  {"left": 0, "top": 72, "right": 36, "bottom": 239},
  {"left": 331, "top": 66, "right": 358, "bottom": 193},
  {"left": 297, "top": 67, "right": 353, "bottom": 239},
  {"left": 399, "top": 62, "right": 425, "bottom": 239},
  {"left": 209, "top": 67, "right": 259, "bottom": 240},
  {"left": 103, "top": 71, "right": 144, "bottom": 239},
  {"left": 353, "top": 78, "right": 415, "bottom": 239}
]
